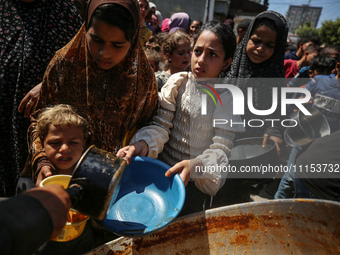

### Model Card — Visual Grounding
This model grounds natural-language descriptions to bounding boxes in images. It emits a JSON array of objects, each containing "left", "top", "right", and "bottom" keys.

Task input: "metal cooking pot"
[
  {"left": 66, "top": 145, "right": 127, "bottom": 220},
  {"left": 284, "top": 104, "right": 330, "bottom": 147},
  {"left": 85, "top": 199, "right": 340, "bottom": 255},
  {"left": 228, "top": 137, "right": 280, "bottom": 179}
]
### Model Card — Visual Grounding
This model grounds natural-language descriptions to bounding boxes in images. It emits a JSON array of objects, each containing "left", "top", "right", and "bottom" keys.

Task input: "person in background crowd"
[
  {"left": 145, "top": 48, "right": 161, "bottom": 72},
  {"left": 161, "top": 18, "right": 170, "bottom": 33},
  {"left": 188, "top": 19, "right": 203, "bottom": 47},
  {"left": 145, "top": 35, "right": 162, "bottom": 52},
  {"left": 151, "top": 14, "right": 161, "bottom": 34},
  {"left": 144, "top": 7, "right": 154, "bottom": 33},
  {"left": 236, "top": 18, "right": 252, "bottom": 45},
  {"left": 294, "top": 130, "right": 340, "bottom": 201},
  {"left": 306, "top": 55, "right": 340, "bottom": 132},
  {"left": 320, "top": 45, "right": 340, "bottom": 76},
  {"left": 168, "top": 12, "right": 190, "bottom": 34},
  {"left": 284, "top": 36, "right": 319, "bottom": 60},
  {"left": 138, "top": 0, "right": 152, "bottom": 47},
  {"left": 284, "top": 44, "right": 319, "bottom": 79},
  {"left": 0, "top": 0, "right": 82, "bottom": 197},
  {"left": 224, "top": 19, "right": 235, "bottom": 31},
  {"left": 117, "top": 21, "right": 244, "bottom": 216},
  {"left": 148, "top": 1, "right": 156, "bottom": 14},
  {"left": 189, "top": 19, "right": 203, "bottom": 38},
  {"left": 154, "top": 29, "right": 191, "bottom": 91},
  {"left": 155, "top": 10, "right": 163, "bottom": 26}
]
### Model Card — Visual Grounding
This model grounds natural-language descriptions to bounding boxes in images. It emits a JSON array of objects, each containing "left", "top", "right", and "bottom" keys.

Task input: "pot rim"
[{"left": 229, "top": 137, "right": 276, "bottom": 162}]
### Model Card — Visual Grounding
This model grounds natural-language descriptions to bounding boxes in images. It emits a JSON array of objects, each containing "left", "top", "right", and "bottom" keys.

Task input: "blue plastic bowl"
[{"left": 101, "top": 156, "right": 185, "bottom": 237}]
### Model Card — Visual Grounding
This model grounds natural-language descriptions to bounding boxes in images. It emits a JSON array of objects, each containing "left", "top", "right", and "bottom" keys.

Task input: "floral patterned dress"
[{"left": 0, "top": 0, "right": 82, "bottom": 196}]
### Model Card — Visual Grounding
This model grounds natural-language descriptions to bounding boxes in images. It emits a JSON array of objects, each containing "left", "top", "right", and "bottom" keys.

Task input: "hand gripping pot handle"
[{"left": 66, "top": 184, "right": 83, "bottom": 207}]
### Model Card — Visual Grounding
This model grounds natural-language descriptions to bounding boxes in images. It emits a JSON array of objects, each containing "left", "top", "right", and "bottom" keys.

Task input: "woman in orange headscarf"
[{"left": 20, "top": 0, "right": 158, "bottom": 186}]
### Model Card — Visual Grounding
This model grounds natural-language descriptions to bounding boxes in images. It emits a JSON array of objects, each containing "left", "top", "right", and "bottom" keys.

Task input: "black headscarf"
[
  {"left": 225, "top": 11, "right": 289, "bottom": 139},
  {"left": 227, "top": 10, "right": 288, "bottom": 79}
]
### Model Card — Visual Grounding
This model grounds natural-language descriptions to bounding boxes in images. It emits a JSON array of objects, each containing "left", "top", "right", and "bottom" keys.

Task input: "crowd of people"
[{"left": 1, "top": 0, "right": 340, "bottom": 254}]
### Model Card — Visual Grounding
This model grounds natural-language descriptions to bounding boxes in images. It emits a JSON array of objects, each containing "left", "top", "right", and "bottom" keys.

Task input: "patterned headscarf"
[
  {"left": 227, "top": 11, "right": 288, "bottom": 79},
  {"left": 26, "top": 0, "right": 158, "bottom": 174}
]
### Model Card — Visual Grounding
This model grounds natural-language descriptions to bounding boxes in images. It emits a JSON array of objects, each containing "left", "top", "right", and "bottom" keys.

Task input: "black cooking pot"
[
  {"left": 66, "top": 145, "right": 127, "bottom": 220},
  {"left": 284, "top": 104, "right": 330, "bottom": 147},
  {"left": 228, "top": 137, "right": 280, "bottom": 179}
]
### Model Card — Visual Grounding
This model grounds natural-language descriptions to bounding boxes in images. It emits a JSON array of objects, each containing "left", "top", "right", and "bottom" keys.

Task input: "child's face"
[
  {"left": 138, "top": 0, "right": 149, "bottom": 20},
  {"left": 191, "top": 30, "right": 231, "bottom": 79},
  {"left": 169, "top": 39, "right": 191, "bottom": 72},
  {"left": 189, "top": 21, "right": 201, "bottom": 37},
  {"left": 246, "top": 26, "right": 277, "bottom": 64},
  {"left": 308, "top": 69, "right": 318, "bottom": 78},
  {"left": 43, "top": 124, "right": 85, "bottom": 174},
  {"left": 148, "top": 58, "right": 158, "bottom": 72},
  {"left": 306, "top": 51, "right": 319, "bottom": 66},
  {"left": 86, "top": 19, "right": 131, "bottom": 70}
]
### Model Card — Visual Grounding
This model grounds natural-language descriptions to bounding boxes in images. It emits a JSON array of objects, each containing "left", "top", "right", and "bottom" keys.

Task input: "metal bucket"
[{"left": 86, "top": 199, "right": 340, "bottom": 255}]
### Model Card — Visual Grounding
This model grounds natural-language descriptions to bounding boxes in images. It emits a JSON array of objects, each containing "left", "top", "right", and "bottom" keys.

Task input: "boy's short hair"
[
  {"left": 309, "top": 55, "right": 337, "bottom": 75},
  {"left": 297, "top": 36, "right": 320, "bottom": 48},
  {"left": 305, "top": 44, "right": 319, "bottom": 54},
  {"left": 36, "top": 104, "right": 89, "bottom": 141},
  {"left": 320, "top": 45, "right": 340, "bottom": 62}
]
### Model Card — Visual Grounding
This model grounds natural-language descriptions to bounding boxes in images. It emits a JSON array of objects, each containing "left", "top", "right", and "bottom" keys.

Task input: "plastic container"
[{"left": 40, "top": 175, "right": 89, "bottom": 242}]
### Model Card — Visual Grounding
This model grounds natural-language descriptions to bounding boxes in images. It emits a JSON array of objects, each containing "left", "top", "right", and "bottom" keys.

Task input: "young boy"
[
  {"left": 306, "top": 55, "right": 340, "bottom": 132},
  {"left": 284, "top": 44, "right": 319, "bottom": 79},
  {"left": 35, "top": 104, "right": 89, "bottom": 176},
  {"left": 17, "top": 104, "right": 88, "bottom": 193},
  {"left": 23, "top": 104, "right": 92, "bottom": 255}
]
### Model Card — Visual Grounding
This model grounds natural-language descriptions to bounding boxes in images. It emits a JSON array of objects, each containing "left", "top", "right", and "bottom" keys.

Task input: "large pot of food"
[{"left": 86, "top": 199, "right": 340, "bottom": 255}]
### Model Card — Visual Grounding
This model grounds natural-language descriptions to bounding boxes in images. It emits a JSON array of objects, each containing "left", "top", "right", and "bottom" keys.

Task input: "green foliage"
[
  {"left": 294, "top": 22, "right": 319, "bottom": 39},
  {"left": 319, "top": 18, "right": 340, "bottom": 46}
]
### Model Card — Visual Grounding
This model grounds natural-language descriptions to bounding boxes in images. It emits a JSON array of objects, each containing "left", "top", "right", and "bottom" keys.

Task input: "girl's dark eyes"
[
  {"left": 251, "top": 37, "right": 275, "bottom": 49},
  {"left": 194, "top": 49, "right": 201, "bottom": 54},
  {"left": 112, "top": 44, "right": 123, "bottom": 49},
  {"left": 49, "top": 141, "right": 60, "bottom": 145},
  {"left": 91, "top": 35, "right": 101, "bottom": 42},
  {"left": 251, "top": 38, "right": 261, "bottom": 44}
]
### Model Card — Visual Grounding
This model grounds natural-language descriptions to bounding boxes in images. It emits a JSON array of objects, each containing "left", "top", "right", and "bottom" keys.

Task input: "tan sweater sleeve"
[{"left": 130, "top": 72, "right": 188, "bottom": 158}]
